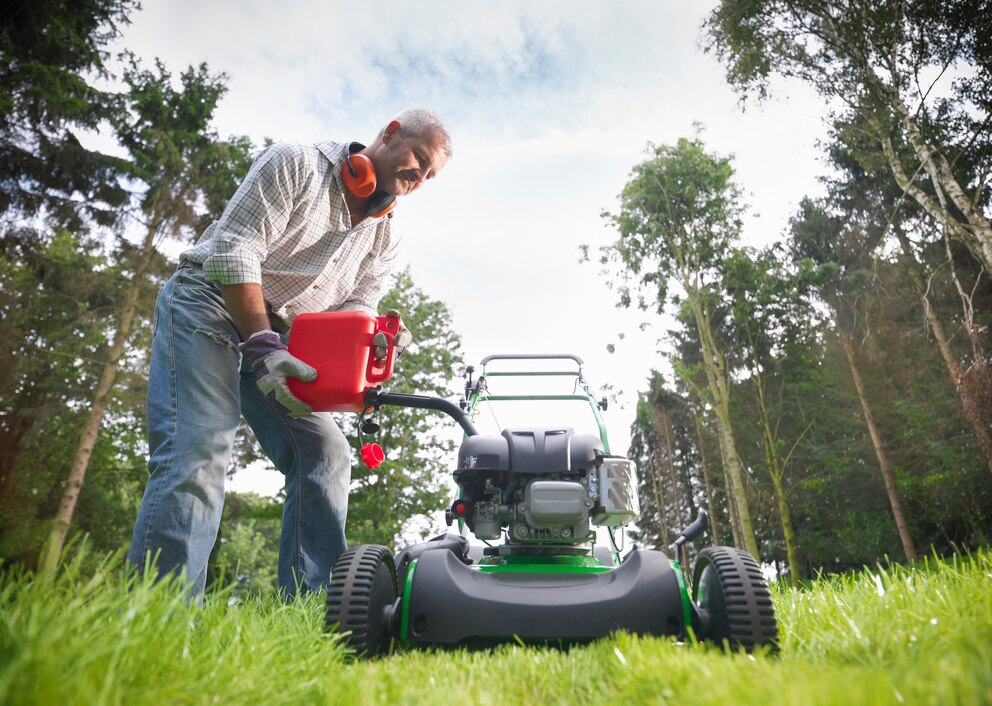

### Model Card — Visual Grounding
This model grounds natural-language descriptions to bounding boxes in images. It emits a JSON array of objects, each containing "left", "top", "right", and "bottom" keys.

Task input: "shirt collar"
[{"left": 316, "top": 140, "right": 349, "bottom": 165}]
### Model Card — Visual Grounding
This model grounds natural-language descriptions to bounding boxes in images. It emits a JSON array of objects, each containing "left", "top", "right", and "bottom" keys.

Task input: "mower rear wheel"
[
  {"left": 325, "top": 544, "right": 398, "bottom": 658},
  {"left": 691, "top": 546, "right": 778, "bottom": 652}
]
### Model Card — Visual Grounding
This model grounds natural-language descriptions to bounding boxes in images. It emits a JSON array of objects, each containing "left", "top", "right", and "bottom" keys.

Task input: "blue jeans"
[{"left": 126, "top": 267, "right": 351, "bottom": 599}]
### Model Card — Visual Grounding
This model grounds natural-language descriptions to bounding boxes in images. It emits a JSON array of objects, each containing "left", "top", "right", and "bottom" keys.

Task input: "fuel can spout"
[{"left": 363, "top": 389, "right": 479, "bottom": 437}]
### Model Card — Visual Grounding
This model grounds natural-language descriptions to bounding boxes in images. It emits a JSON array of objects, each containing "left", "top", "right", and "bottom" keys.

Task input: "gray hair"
[{"left": 391, "top": 107, "right": 453, "bottom": 159}]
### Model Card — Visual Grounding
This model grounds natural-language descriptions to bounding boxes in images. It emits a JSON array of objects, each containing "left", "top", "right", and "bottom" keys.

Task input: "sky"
[{"left": 111, "top": 0, "right": 832, "bottom": 497}]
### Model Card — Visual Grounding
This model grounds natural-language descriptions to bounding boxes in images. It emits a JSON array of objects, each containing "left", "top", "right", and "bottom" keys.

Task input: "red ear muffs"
[
  {"left": 342, "top": 151, "right": 397, "bottom": 218},
  {"left": 342, "top": 153, "right": 377, "bottom": 198}
]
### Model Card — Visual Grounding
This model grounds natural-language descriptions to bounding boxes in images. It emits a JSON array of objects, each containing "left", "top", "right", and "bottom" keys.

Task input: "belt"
[
  {"left": 178, "top": 258, "right": 203, "bottom": 270},
  {"left": 267, "top": 309, "right": 290, "bottom": 335}
]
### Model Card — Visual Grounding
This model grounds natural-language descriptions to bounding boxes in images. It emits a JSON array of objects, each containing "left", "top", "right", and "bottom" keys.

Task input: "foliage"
[
  {"left": 2, "top": 545, "right": 990, "bottom": 705},
  {"left": 206, "top": 492, "right": 281, "bottom": 597},
  {"left": 0, "top": 1, "right": 144, "bottom": 567},
  {"left": 344, "top": 268, "right": 464, "bottom": 548},
  {"left": 0, "top": 0, "right": 255, "bottom": 573},
  {"left": 0, "top": 0, "right": 137, "bottom": 227},
  {"left": 0, "top": 228, "right": 145, "bottom": 567},
  {"left": 705, "top": 0, "right": 992, "bottom": 272},
  {"left": 626, "top": 372, "right": 700, "bottom": 553}
]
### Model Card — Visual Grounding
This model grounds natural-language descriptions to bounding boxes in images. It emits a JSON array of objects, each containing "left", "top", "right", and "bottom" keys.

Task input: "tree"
[
  {"left": 599, "top": 136, "right": 761, "bottom": 559},
  {"left": 720, "top": 246, "right": 824, "bottom": 585},
  {"left": 627, "top": 393, "right": 671, "bottom": 550},
  {"left": 825, "top": 122, "right": 992, "bottom": 478},
  {"left": 0, "top": 0, "right": 136, "bottom": 228},
  {"left": 788, "top": 198, "right": 919, "bottom": 562},
  {"left": 38, "top": 59, "right": 254, "bottom": 577},
  {"left": 0, "top": 228, "right": 134, "bottom": 566},
  {"left": 0, "top": 1, "right": 147, "bottom": 570},
  {"left": 706, "top": 0, "right": 992, "bottom": 272},
  {"left": 342, "top": 269, "right": 464, "bottom": 548},
  {"left": 627, "top": 372, "right": 700, "bottom": 557}
]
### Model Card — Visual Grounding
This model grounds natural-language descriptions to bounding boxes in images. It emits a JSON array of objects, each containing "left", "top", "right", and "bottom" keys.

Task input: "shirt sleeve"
[
  {"left": 333, "top": 221, "right": 399, "bottom": 314},
  {"left": 201, "top": 143, "right": 311, "bottom": 285}
]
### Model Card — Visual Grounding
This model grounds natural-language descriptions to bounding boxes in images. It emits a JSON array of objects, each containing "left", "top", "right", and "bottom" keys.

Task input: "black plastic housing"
[{"left": 403, "top": 548, "right": 686, "bottom": 645}]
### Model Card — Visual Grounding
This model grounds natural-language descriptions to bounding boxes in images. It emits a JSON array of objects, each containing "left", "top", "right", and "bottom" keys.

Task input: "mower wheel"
[
  {"left": 691, "top": 546, "right": 778, "bottom": 652},
  {"left": 325, "top": 544, "right": 397, "bottom": 658}
]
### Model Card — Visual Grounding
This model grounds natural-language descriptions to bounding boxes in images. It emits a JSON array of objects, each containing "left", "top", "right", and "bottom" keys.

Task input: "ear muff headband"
[{"left": 367, "top": 191, "right": 396, "bottom": 218}]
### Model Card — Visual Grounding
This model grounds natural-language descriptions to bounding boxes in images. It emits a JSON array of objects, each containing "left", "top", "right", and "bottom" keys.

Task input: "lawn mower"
[{"left": 297, "top": 342, "right": 778, "bottom": 657}]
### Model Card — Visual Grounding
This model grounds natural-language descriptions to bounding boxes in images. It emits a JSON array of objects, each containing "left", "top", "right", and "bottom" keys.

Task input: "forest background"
[{"left": 1, "top": 0, "right": 989, "bottom": 594}]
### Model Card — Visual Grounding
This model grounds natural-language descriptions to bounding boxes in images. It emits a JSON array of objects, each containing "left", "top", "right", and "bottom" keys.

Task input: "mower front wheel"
[
  {"left": 325, "top": 544, "right": 398, "bottom": 658},
  {"left": 691, "top": 546, "right": 778, "bottom": 652}
]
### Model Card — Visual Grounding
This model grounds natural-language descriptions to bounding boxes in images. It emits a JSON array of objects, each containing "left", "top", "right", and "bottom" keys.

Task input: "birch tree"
[
  {"left": 599, "top": 137, "right": 761, "bottom": 559},
  {"left": 707, "top": 0, "right": 992, "bottom": 272}
]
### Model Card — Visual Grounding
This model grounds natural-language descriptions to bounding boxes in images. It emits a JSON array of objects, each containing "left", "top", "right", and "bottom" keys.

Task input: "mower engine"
[{"left": 450, "top": 427, "right": 638, "bottom": 547}]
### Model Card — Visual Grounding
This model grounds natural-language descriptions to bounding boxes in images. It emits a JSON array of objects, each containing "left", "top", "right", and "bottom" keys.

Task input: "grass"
[{"left": 2, "top": 548, "right": 990, "bottom": 706}]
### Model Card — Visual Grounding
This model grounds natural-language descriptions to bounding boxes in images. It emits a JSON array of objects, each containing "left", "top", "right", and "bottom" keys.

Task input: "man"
[{"left": 126, "top": 108, "right": 452, "bottom": 599}]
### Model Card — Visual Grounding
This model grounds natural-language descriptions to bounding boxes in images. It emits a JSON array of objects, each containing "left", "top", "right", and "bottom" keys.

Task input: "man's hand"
[
  {"left": 241, "top": 330, "right": 317, "bottom": 417},
  {"left": 372, "top": 310, "right": 413, "bottom": 364},
  {"left": 386, "top": 309, "right": 413, "bottom": 356}
]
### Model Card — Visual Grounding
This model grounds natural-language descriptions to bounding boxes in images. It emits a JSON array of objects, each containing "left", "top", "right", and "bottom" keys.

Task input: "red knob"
[{"left": 360, "top": 443, "right": 385, "bottom": 469}]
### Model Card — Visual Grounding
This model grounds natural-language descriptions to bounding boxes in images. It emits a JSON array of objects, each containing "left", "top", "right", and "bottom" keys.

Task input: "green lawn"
[{"left": 2, "top": 549, "right": 990, "bottom": 705}]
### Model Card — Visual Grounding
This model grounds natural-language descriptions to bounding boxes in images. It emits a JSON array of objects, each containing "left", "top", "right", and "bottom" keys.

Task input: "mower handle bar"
[
  {"left": 480, "top": 353, "right": 585, "bottom": 366},
  {"left": 671, "top": 509, "right": 709, "bottom": 552},
  {"left": 363, "top": 389, "right": 478, "bottom": 437}
]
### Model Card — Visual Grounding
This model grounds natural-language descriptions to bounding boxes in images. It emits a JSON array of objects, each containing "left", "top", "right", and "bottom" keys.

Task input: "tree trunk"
[
  {"left": 690, "top": 408, "right": 721, "bottom": 545},
  {"left": 895, "top": 107, "right": 992, "bottom": 272},
  {"left": 651, "top": 404, "right": 684, "bottom": 526},
  {"left": 839, "top": 335, "right": 918, "bottom": 563},
  {"left": 648, "top": 455, "right": 670, "bottom": 548},
  {"left": 894, "top": 231, "right": 992, "bottom": 478},
  {"left": 749, "top": 349, "right": 801, "bottom": 588},
  {"left": 38, "top": 222, "right": 159, "bottom": 578},
  {"left": 690, "top": 299, "right": 760, "bottom": 559},
  {"left": 879, "top": 135, "right": 979, "bottom": 257},
  {"left": 769, "top": 470, "right": 800, "bottom": 587},
  {"left": 723, "top": 463, "right": 743, "bottom": 549}
]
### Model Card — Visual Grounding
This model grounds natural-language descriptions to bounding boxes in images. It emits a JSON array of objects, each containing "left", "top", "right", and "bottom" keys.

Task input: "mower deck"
[{"left": 400, "top": 548, "right": 691, "bottom": 645}]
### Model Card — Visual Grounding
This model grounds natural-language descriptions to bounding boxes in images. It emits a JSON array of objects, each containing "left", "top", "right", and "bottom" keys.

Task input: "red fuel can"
[{"left": 287, "top": 311, "right": 400, "bottom": 413}]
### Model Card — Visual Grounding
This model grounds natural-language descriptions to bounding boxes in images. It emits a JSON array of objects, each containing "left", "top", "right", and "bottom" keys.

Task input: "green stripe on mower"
[
  {"left": 671, "top": 561, "right": 693, "bottom": 638},
  {"left": 477, "top": 554, "right": 611, "bottom": 574},
  {"left": 399, "top": 558, "right": 418, "bottom": 642}
]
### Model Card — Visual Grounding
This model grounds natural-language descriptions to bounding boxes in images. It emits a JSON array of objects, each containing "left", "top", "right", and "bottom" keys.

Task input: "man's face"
[{"left": 374, "top": 123, "right": 448, "bottom": 197}]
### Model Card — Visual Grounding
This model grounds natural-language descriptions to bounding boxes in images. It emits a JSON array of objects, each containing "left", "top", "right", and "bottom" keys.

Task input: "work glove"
[
  {"left": 240, "top": 330, "right": 317, "bottom": 418},
  {"left": 372, "top": 309, "right": 413, "bottom": 364}
]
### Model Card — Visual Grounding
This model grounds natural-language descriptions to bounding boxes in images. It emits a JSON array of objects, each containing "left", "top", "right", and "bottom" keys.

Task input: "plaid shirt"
[{"left": 181, "top": 140, "right": 397, "bottom": 322}]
